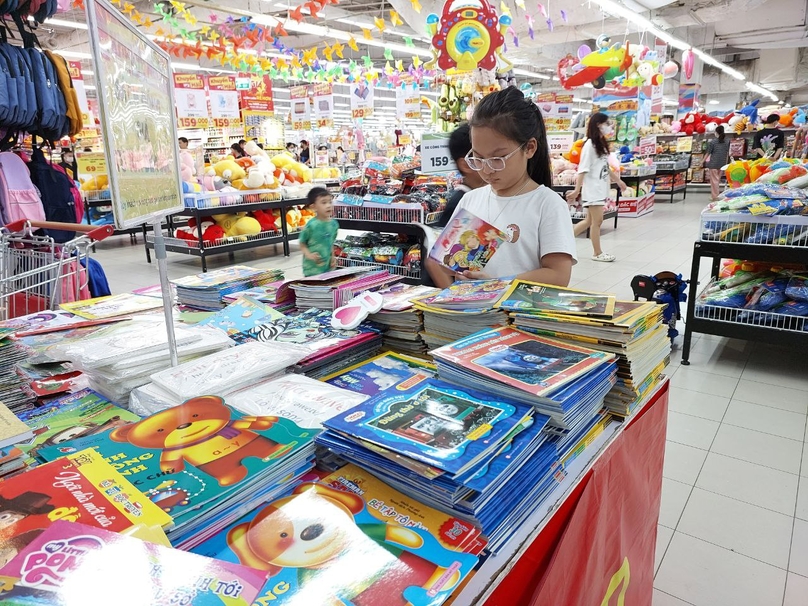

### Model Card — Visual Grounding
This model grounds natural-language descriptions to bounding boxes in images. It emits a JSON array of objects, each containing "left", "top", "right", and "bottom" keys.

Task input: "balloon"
[
  {"left": 663, "top": 60, "right": 679, "bottom": 78},
  {"left": 683, "top": 49, "right": 695, "bottom": 79}
]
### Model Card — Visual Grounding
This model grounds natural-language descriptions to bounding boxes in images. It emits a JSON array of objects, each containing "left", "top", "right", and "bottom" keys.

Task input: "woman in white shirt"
[
  {"left": 566, "top": 112, "right": 627, "bottom": 262},
  {"left": 426, "top": 87, "right": 577, "bottom": 288}
]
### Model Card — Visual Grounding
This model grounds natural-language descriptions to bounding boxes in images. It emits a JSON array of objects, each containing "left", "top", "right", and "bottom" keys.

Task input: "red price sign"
[{"left": 638, "top": 135, "right": 657, "bottom": 156}]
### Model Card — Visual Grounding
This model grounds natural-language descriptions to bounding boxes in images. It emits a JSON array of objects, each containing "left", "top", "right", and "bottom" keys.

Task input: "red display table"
[{"left": 450, "top": 379, "right": 669, "bottom": 605}]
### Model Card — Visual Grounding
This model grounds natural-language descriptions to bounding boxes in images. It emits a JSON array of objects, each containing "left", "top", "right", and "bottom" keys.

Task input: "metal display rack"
[
  {"left": 82, "top": 190, "right": 153, "bottom": 242},
  {"left": 681, "top": 214, "right": 808, "bottom": 364},
  {"left": 654, "top": 167, "right": 689, "bottom": 203},
  {"left": 144, "top": 190, "right": 304, "bottom": 272}
]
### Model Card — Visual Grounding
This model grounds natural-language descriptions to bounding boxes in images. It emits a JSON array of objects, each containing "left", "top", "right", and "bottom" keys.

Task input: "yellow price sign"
[
  {"left": 676, "top": 136, "right": 693, "bottom": 153},
  {"left": 317, "top": 118, "right": 333, "bottom": 128},
  {"left": 77, "top": 152, "right": 108, "bottom": 177},
  {"left": 178, "top": 117, "right": 209, "bottom": 129}
]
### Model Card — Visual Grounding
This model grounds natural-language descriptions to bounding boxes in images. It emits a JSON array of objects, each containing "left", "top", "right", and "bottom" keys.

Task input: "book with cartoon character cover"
[
  {"left": 0, "top": 448, "right": 172, "bottom": 567},
  {"left": 14, "top": 389, "right": 139, "bottom": 466},
  {"left": 428, "top": 279, "right": 512, "bottom": 310},
  {"left": 36, "top": 396, "right": 319, "bottom": 537},
  {"left": 495, "top": 281, "right": 617, "bottom": 317},
  {"left": 58, "top": 293, "right": 164, "bottom": 319},
  {"left": 0, "top": 520, "right": 267, "bottom": 606},
  {"left": 197, "top": 295, "right": 287, "bottom": 336},
  {"left": 191, "top": 463, "right": 482, "bottom": 606},
  {"left": 428, "top": 209, "right": 507, "bottom": 273},
  {"left": 323, "top": 378, "right": 533, "bottom": 477},
  {"left": 323, "top": 352, "right": 436, "bottom": 398}
]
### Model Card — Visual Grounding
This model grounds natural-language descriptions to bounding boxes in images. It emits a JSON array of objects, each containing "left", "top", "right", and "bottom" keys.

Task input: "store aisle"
[{"left": 89, "top": 190, "right": 808, "bottom": 606}]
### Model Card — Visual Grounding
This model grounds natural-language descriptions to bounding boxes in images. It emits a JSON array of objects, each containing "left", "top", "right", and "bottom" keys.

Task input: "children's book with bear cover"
[
  {"left": 0, "top": 520, "right": 266, "bottom": 606},
  {"left": 191, "top": 463, "right": 482, "bottom": 606}
]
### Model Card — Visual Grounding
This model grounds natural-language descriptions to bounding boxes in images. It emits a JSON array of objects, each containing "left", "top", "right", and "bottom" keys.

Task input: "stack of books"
[
  {"left": 430, "top": 326, "right": 617, "bottom": 435},
  {"left": 367, "top": 284, "right": 438, "bottom": 355},
  {"left": 290, "top": 268, "right": 403, "bottom": 309},
  {"left": 59, "top": 292, "right": 164, "bottom": 318},
  {"left": 172, "top": 265, "right": 284, "bottom": 310},
  {"left": 498, "top": 281, "right": 669, "bottom": 417},
  {"left": 192, "top": 463, "right": 483, "bottom": 606},
  {"left": 412, "top": 293, "right": 509, "bottom": 350},
  {"left": 0, "top": 327, "right": 36, "bottom": 412},
  {"left": 317, "top": 371, "right": 564, "bottom": 552},
  {"left": 220, "top": 280, "right": 293, "bottom": 313},
  {"left": 0, "top": 399, "right": 33, "bottom": 477}
]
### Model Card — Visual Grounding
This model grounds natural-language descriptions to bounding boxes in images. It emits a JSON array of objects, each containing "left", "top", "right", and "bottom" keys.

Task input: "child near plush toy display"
[{"left": 299, "top": 187, "right": 340, "bottom": 277}]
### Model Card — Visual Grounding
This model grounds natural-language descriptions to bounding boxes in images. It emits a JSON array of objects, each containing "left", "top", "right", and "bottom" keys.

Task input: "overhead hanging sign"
[
  {"left": 290, "top": 85, "right": 311, "bottom": 131},
  {"left": 396, "top": 86, "right": 421, "bottom": 120},
  {"left": 312, "top": 82, "right": 334, "bottom": 128},
  {"left": 85, "top": 0, "right": 184, "bottom": 229},
  {"left": 240, "top": 74, "right": 274, "bottom": 113},
  {"left": 350, "top": 81, "right": 374, "bottom": 119},
  {"left": 173, "top": 73, "right": 209, "bottom": 129},
  {"left": 207, "top": 75, "right": 241, "bottom": 128},
  {"left": 68, "top": 60, "right": 92, "bottom": 125}
]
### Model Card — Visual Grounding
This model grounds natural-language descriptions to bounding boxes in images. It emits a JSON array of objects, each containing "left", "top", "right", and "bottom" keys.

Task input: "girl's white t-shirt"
[
  {"left": 577, "top": 139, "right": 611, "bottom": 202},
  {"left": 451, "top": 184, "right": 578, "bottom": 278}
]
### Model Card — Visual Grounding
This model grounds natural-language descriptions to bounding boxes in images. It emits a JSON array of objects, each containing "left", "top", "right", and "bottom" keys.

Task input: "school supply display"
[
  {"left": 412, "top": 292, "right": 509, "bottom": 350},
  {"left": 58, "top": 293, "right": 164, "bottom": 319},
  {"left": 197, "top": 294, "right": 287, "bottom": 335},
  {"left": 429, "top": 209, "right": 507, "bottom": 272},
  {"left": 290, "top": 268, "right": 403, "bottom": 310}
]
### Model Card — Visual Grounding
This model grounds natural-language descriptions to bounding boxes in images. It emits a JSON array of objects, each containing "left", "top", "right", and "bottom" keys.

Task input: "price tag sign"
[
  {"left": 546, "top": 131, "right": 574, "bottom": 156},
  {"left": 421, "top": 133, "right": 457, "bottom": 174},
  {"left": 638, "top": 135, "right": 657, "bottom": 156},
  {"left": 77, "top": 152, "right": 108, "bottom": 178},
  {"left": 178, "top": 117, "right": 209, "bottom": 129},
  {"left": 676, "top": 136, "right": 693, "bottom": 153},
  {"left": 236, "top": 77, "right": 251, "bottom": 90},
  {"left": 352, "top": 108, "right": 373, "bottom": 119}
]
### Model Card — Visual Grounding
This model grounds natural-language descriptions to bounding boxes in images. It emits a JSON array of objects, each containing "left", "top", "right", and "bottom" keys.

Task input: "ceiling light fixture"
[
  {"left": 40, "top": 17, "right": 88, "bottom": 30},
  {"left": 708, "top": 99, "right": 720, "bottom": 105},
  {"left": 513, "top": 68, "right": 551, "bottom": 80},
  {"left": 746, "top": 81, "right": 778, "bottom": 102}
]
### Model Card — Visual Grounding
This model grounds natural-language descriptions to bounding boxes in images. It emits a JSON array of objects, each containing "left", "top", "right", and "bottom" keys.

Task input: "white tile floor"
[{"left": 90, "top": 186, "right": 808, "bottom": 606}]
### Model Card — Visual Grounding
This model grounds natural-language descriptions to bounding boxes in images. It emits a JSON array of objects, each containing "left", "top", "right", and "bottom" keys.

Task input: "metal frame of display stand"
[{"left": 654, "top": 168, "right": 689, "bottom": 203}]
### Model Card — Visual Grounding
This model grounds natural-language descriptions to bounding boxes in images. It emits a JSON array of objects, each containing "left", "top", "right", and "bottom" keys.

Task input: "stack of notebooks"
[
  {"left": 412, "top": 285, "right": 509, "bottom": 350},
  {"left": 172, "top": 265, "right": 284, "bottom": 310},
  {"left": 0, "top": 399, "right": 33, "bottom": 477},
  {"left": 232, "top": 308, "right": 384, "bottom": 378},
  {"left": 430, "top": 326, "right": 617, "bottom": 436},
  {"left": 289, "top": 268, "right": 403, "bottom": 309},
  {"left": 498, "top": 281, "right": 670, "bottom": 417},
  {"left": 0, "top": 327, "right": 36, "bottom": 412},
  {"left": 367, "top": 284, "right": 438, "bottom": 355},
  {"left": 316, "top": 356, "right": 565, "bottom": 553}
]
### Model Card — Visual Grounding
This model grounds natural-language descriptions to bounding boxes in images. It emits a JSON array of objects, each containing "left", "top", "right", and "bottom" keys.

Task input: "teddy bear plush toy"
[{"left": 681, "top": 112, "right": 706, "bottom": 136}]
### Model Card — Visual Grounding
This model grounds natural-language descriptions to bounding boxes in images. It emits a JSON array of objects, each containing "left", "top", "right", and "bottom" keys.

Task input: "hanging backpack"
[
  {"left": 44, "top": 50, "right": 82, "bottom": 136},
  {"left": 0, "top": 151, "right": 46, "bottom": 224},
  {"left": 51, "top": 161, "right": 83, "bottom": 222},
  {"left": 26, "top": 147, "right": 75, "bottom": 242}
]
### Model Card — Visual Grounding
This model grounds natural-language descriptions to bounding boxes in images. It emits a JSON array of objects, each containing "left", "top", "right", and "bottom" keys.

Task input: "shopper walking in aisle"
[
  {"left": 753, "top": 114, "right": 785, "bottom": 159},
  {"left": 566, "top": 112, "right": 627, "bottom": 263},
  {"left": 337, "top": 146, "right": 349, "bottom": 165},
  {"left": 299, "top": 140, "right": 311, "bottom": 165},
  {"left": 705, "top": 125, "right": 730, "bottom": 201},
  {"left": 58, "top": 149, "right": 77, "bottom": 181},
  {"left": 426, "top": 87, "right": 577, "bottom": 288},
  {"left": 299, "top": 187, "right": 339, "bottom": 277}
]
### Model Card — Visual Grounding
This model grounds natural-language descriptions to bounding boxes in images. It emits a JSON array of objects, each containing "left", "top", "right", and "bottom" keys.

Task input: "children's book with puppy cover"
[
  {"left": 429, "top": 209, "right": 507, "bottom": 273},
  {"left": 0, "top": 520, "right": 267, "bottom": 606},
  {"left": 191, "top": 463, "right": 483, "bottom": 606},
  {"left": 323, "top": 378, "right": 533, "bottom": 477}
]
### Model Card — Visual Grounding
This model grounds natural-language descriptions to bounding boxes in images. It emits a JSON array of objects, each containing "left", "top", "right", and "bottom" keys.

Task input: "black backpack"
[{"left": 27, "top": 147, "right": 76, "bottom": 243}]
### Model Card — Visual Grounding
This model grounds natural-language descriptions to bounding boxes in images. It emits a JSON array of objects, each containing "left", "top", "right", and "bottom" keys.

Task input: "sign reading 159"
[{"left": 429, "top": 156, "right": 450, "bottom": 168}]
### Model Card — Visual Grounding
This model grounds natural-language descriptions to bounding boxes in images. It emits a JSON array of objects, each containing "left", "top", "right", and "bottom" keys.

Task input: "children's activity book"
[
  {"left": 495, "top": 281, "right": 617, "bottom": 317},
  {"left": 323, "top": 352, "right": 435, "bottom": 398},
  {"left": 429, "top": 279, "right": 512, "bottom": 310},
  {"left": 197, "top": 295, "right": 286, "bottom": 335},
  {"left": 429, "top": 209, "right": 507, "bottom": 273}
]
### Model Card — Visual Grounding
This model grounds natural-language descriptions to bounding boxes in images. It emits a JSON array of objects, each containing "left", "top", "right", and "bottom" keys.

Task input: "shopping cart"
[{"left": 0, "top": 220, "right": 114, "bottom": 321}]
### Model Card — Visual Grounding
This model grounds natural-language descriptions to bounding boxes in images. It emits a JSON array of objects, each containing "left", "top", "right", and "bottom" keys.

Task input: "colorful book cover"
[
  {"left": 14, "top": 389, "right": 139, "bottom": 465},
  {"left": 323, "top": 352, "right": 436, "bottom": 398},
  {"left": 431, "top": 327, "right": 614, "bottom": 397},
  {"left": 428, "top": 208, "right": 507, "bottom": 272},
  {"left": 198, "top": 295, "right": 287, "bottom": 335},
  {"left": 0, "top": 520, "right": 266, "bottom": 606},
  {"left": 429, "top": 279, "right": 512, "bottom": 309},
  {"left": 192, "top": 464, "right": 481, "bottom": 606},
  {"left": 221, "top": 281, "right": 284, "bottom": 304},
  {"left": 36, "top": 396, "right": 316, "bottom": 524},
  {"left": 27, "top": 371, "right": 87, "bottom": 398},
  {"left": 172, "top": 265, "right": 272, "bottom": 289},
  {"left": 375, "top": 283, "right": 439, "bottom": 312},
  {"left": 58, "top": 294, "right": 163, "bottom": 319},
  {"left": 495, "top": 281, "right": 617, "bottom": 317},
  {"left": 323, "top": 378, "right": 531, "bottom": 475},
  {"left": 0, "top": 403, "right": 32, "bottom": 450},
  {"left": 0, "top": 448, "right": 172, "bottom": 566},
  {"left": 0, "top": 310, "right": 80, "bottom": 332}
]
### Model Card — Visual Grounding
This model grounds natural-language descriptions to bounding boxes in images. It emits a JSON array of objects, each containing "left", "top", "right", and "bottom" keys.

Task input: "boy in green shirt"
[{"left": 299, "top": 187, "right": 339, "bottom": 276}]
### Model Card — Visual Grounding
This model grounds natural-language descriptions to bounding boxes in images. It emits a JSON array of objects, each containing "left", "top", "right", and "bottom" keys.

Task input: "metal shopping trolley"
[{"left": 0, "top": 220, "right": 114, "bottom": 321}]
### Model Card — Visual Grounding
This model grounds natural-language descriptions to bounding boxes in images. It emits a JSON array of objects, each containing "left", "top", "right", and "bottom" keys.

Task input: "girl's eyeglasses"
[{"left": 464, "top": 143, "right": 526, "bottom": 172}]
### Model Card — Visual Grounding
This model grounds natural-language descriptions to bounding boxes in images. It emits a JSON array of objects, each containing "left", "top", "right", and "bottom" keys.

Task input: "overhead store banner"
[
  {"left": 173, "top": 73, "right": 209, "bottom": 129},
  {"left": 350, "top": 81, "right": 374, "bottom": 119},
  {"left": 396, "top": 86, "right": 421, "bottom": 120},
  {"left": 207, "top": 75, "right": 241, "bottom": 128},
  {"left": 290, "top": 85, "right": 311, "bottom": 131},
  {"left": 68, "top": 60, "right": 92, "bottom": 125},
  {"left": 240, "top": 74, "right": 274, "bottom": 113},
  {"left": 312, "top": 83, "right": 334, "bottom": 128}
]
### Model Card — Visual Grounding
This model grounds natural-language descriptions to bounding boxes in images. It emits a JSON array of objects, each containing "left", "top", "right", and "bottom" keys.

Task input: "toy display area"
[{"left": 1, "top": 0, "right": 808, "bottom": 604}]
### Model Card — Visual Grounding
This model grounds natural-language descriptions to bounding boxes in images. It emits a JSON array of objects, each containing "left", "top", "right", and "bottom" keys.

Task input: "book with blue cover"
[
  {"left": 197, "top": 295, "right": 286, "bottom": 335},
  {"left": 323, "top": 378, "right": 532, "bottom": 476},
  {"left": 323, "top": 352, "right": 435, "bottom": 398}
]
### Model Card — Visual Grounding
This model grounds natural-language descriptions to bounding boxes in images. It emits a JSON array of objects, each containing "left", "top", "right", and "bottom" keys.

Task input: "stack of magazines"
[
  {"left": 172, "top": 265, "right": 284, "bottom": 310},
  {"left": 412, "top": 291, "right": 509, "bottom": 350},
  {"left": 498, "top": 281, "right": 670, "bottom": 417},
  {"left": 220, "top": 280, "right": 294, "bottom": 313},
  {"left": 289, "top": 268, "right": 402, "bottom": 310},
  {"left": 368, "top": 284, "right": 438, "bottom": 355},
  {"left": 0, "top": 327, "right": 36, "bottom": 413}
]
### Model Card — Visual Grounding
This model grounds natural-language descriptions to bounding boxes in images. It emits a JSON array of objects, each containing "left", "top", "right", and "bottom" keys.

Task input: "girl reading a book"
[{"left": 426, "top": 87, "right": 577, "bottom": 289}]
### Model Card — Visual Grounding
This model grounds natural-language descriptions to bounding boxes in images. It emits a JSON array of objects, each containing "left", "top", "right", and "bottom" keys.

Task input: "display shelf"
[
  {"left": 183, "top": 190, "right": 283, "bottom": 211},
  {"left": 333, "top": 198, "right": 443, "bottom": 225},
  {"left": 681, "top": 240, "right": 808, "bottom": 364},
  {"left": 654, "top": 168, "right": 688, "bottom": 203},
  {"left": 335, "top": 256, "right": 421, "bottom": 282},
  {"left": 700, "top": 213, "right": 808, "bottom": 247}
]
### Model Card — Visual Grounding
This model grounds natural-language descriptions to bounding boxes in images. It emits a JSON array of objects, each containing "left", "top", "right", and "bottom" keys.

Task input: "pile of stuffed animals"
[
  {"left": 670, "top": 101, "right": 807, "bottom": 137},
  {"left": 174, "top": 206, "right": 317, "bottom": 245}
]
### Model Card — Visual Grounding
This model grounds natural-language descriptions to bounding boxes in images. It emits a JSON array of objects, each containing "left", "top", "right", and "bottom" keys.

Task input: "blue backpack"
[{"left": 27, "top": 147, "right": 76, "bottom": 243}]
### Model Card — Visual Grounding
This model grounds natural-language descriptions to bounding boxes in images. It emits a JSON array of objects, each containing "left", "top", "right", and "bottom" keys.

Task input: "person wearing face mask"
[
  {"left": 59, "top": 149, "right": 77, "bottom": 181},
  {"left": 566, "top": 112, "right": 627, "bottom": 263}
]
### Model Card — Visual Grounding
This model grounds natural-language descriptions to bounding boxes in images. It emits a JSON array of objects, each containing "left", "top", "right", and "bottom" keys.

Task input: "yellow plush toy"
[
  {"left": 80, "top": 174, "right": 109, "bottom": 191},
  {"left": 234, "top": 216, "right": 261, "bottom": 235},
  {"left": 212, "top": 158, "right": 247, "bottom": 186},
  {"left": 211, "top": 213, "right": 241, "bottom": 237}
]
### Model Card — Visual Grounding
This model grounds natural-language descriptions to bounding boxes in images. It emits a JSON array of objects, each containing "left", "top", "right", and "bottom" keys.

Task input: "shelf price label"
[
  {"left": 421, "top": 133, "right": 457, "bottom": 174},
  {"left": 77, "top": 152, "right": 108, "bottom": 178},
  {"left": 676, "top": 136, "right": 693, "bottom": 153},
  {"left": 638, "top": 135, "right": 657, "bottom": 156},
  {"left": 546, "top": 131, "right": 574, "bottom": 155},
  {"left": 178, "top": 117, "right": 209, "bottom": 129}
]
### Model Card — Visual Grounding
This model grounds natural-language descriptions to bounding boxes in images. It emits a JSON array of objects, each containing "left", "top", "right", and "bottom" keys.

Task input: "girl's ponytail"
[{"left": 469, "top": 87, "right": 553, "bottom": 188}]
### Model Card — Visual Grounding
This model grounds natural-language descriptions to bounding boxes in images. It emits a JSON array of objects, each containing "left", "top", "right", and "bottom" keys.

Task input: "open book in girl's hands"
[{"left": 429, "top": 209, "right": 508, "bottom": 273}]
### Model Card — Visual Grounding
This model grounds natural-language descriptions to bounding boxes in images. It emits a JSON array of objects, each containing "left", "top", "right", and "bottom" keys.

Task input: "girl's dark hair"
[
  {"left": 469, "top": 87, "right": 552, "bottom": 188},
  {"left": 586, "top": 112, "right": 610, "bottom": 158},
  {"left": 230, "top": 143, "right": 245, "bottom": 157},
  {"left": 716, "top": 124, "right": 725, "bottom": 142},
  {"left": 306, "top": 186, "right": 331, "bottom": 206},
  {"left": 448, "top": 122, "right": 472, "bottom": 162}
]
